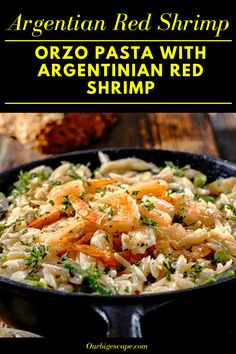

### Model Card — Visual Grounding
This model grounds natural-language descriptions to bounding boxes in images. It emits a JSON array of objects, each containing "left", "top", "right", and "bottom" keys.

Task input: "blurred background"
[{"left": 0, "top": 112, "right": 235, "bottom": 173}]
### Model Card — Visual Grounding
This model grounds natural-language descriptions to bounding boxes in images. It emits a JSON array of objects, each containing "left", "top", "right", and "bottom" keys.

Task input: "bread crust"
[{"left": 0, "top": 113, "right": 118, "bottom": 154}]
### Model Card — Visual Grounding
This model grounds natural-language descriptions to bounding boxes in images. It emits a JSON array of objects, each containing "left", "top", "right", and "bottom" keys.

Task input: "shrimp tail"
[
  {"left": 29, "top": 207, "right": 62, "bottom": 229},
  {"left": 71, "top": 244, "right": 120, "bottom": 269},
  {"left": 69, "top": 195, "right": 106, "bottom": 225}
]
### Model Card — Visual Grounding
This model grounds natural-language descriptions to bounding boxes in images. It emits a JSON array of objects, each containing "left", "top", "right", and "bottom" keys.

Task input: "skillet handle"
[{"left": 93, "top": 305, "right": 144, "bottom": 338}]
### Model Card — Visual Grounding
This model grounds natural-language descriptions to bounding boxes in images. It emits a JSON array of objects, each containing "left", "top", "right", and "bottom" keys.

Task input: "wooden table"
[
  {"left": 0, "top": 113, "right": 235, "bottom": 173},
  {"left": 0, "top": 112, "right": 235, "bottom": 332}
]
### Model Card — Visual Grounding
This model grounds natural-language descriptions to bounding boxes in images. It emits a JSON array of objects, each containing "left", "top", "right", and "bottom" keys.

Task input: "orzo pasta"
[{"left": 0, "top": 152, "right": 236, "bottom": 295}]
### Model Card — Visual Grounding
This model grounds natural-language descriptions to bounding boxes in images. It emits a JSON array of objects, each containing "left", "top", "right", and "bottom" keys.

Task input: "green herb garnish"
[
  {"left": 165, "top": 161, "right": 179, "bottom": 169},
  {"left": 143, "top": 200, "right": 155, "bottom": 211},
  {"left": 184, "top": 261, "right": 203, "bottom": 279},
  {"left": 193, "top": 172, "right": 207, "bottom": 188},
  {"left": 0, "top": 218, "right": 23, "bottom": 233},
  {"left": 61, "top": 196, "right": 72, "bottom": 210},
  {"left": 220, "top": 203, "right": 236, "bottom": 214},
  {"left": 11, "top": 171, "right": 47, "bottom": 196},
  {"left": 68, "top": 163, "right": 83, "bottom": 180},
  {"left": 211, "top": 249, "right": 230, "bottom": 266},
  {"left": 63, "top": 262, "right": 112, "bottom": 295},
  {"left": 141, "top": 216, "right": 162, "bottom": 235},
  {"left": 194, "top": 195, "right": 215, "bottom": 203},
  {"left": 24, "top": 279, "right": 48, "bottom": 288},
  {"left": 108, "top": 207, "right": 114, "bottom": 220},
  {"left": 25, "top": 244, "right": 47, "bottom": 271}
]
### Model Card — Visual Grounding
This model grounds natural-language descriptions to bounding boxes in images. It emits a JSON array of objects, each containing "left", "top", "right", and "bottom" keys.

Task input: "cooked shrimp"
[
  {"left": 162, "top": 223, "right": 186, "bottom": 242},
  {"left": 128, "top": 180, "right": 168, "bottom": 199},
  {"left": 39, "top": 220, "right": 96, "bottom": 249},
  {"left": 118, "top": 250, "right": 148, "bottom": 264},
  {"left": 84, "top": 179, "right": 115, "bottom": 193},
  {"left": 29, "top": 207, "right": 63, "bottom": 229},
  {"left": 69, "top": 192, "right": 140, "bottom": 232},
  {"left": 71, "top": 244, "right": 120, "bottom": 268},
  {"left": 49, "top": 180, "right": 84, "bottom": 205},
  {"left": 75, "top": 232, "right": 94, "bottom": 245},
  {"left": 139, "top": 196, "right": 174, "bottom": 227},
  {"left": 174, "top": 196, "right": 221, "bottom": 226},
  {"left": 69, "top": 196, "right": 106, "bottom": 225},
  {"left": 71, "top": 244, "right": 147, "bottom": 269}
]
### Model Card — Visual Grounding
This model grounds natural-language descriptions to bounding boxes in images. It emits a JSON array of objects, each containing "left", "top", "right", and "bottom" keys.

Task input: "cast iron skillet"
[{"left": 0, "top": 148, "right": 236, "bottom": 338}]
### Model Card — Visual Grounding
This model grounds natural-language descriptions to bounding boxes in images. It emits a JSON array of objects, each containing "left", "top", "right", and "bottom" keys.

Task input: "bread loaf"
[{"left": 0, "top": 113, "right": 118, "bottom": 154}]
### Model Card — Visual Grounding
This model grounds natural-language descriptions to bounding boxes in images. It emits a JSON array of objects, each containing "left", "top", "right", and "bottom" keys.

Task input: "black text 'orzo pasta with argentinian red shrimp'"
[{"left": 0, "top": 152, "right": 236, "bottom": 295}]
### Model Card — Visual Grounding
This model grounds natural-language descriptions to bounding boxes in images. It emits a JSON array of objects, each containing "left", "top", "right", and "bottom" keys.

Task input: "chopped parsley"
[
  {"left": 206, "top": 225, "right": 214, "bottom": 232},
  {"left": 108, "top": 207, "right": 114, "bottom": 220},
  {"left": 63, "top": 262, "right": 113, "bottom": 295},
  {"left": 131, "top": 191, "right": 139, "bottom": 196},
  {"left": 185, "top": 245, "right": 192, "bottom": 251},
  {"left": 25, "top": 244, "right": 47, "bottom": 271},
  {"left": 52, "top": 181, "right": 61, "bottom": 186},
  {"left": 193, "top": 261, "right": 203, "bottom": 275},
  {"left": 164, "top": 162, "right": 187, "bottom": 177},
  {"left": 163, "top": 256, "right": 176, "bottom": 281},
  {"left": 174, "top": 171, "right": 185, "bottom": 177},
  {"left": 194, "top": 195, "right": 215, "bottom": 203},
  {"left": 142, "top": 200, "right": 155, "bottom": 211},
  {"left": 211, "top": 249, "right": 230, "bottom": 266},
  {"left": 163, "top": 257, "right": 176, "bottom": 274},
  {"left": 0, "top": 218, "right": 23, "bottom": 233},
  {"left": 68, "top": 163, "right": 83, "bottom": 180},
  {"left": 220, "top": 203, "right": 236, "bottom": 214},
  {"left": 61, "top": 252, "right": 70, "bottom": 261},
  {"left": 11, "top": 171, "right": 47, "bottom": 196},
  {"left": 166, "top": 271, "right": 172, "bottom": 281},
  {"left": 61, "top": 196, "right": 72, "bottom": 210},
  {"left": 184, "top": 261, "right": 203, "bottom": 279},
  {"left": 141, "top": 216, "right": 162, "bottom": 235},
  {"left": 201, "top": 264, "right": 236, "bottom": 284},
  {"left": 165, "top": 161, "right": 179, "bottom": 169},
  {"left": 167, "top": 188, "right": 185, "bottom": 195},
  {"left": 24, "top": 279, "right": 47, "bottom": 288},
  {"left": 0, "top": 254, "right": 7, "bottom": 263},
  {"left": 220, "top": 204, "right": 236, "bottom": 221}
]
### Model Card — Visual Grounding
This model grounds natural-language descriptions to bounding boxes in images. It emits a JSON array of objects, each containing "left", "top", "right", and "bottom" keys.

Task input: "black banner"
[
  {"left": 1, "top": 1, "right": 235, "bottom": 111},
  {"left": 0, "top": 0, "right": 235, "bottom": 110}
]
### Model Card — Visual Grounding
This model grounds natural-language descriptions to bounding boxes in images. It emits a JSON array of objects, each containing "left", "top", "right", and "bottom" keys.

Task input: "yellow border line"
[
  {"left": 5, "top": 102, "right": 232, "bottom": 105},
  {"left": 5, "top": 39, "right": 232, "bottom": 42}
]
